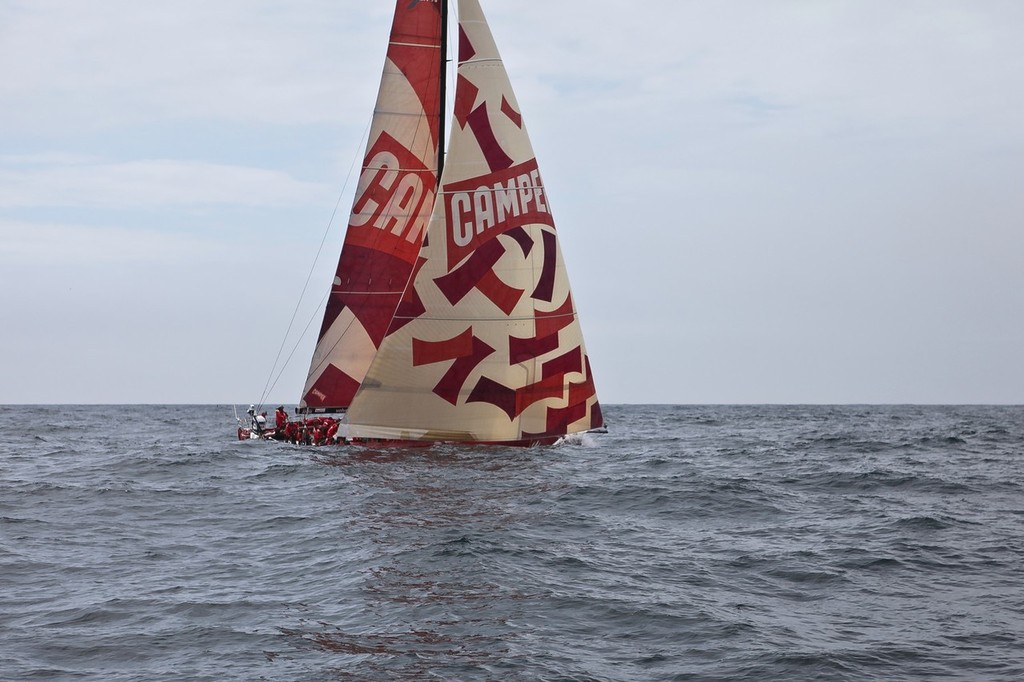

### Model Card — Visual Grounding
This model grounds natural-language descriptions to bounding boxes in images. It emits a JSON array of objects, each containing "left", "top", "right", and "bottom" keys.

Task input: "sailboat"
[{"left": 241, "top": 0, "right": 603, "bottom": 446}]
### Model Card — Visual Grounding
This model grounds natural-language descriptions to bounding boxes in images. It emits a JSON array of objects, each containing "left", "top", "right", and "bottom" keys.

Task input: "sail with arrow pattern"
[{"left": 341, "top": 0, "right": 603, "bottom": 444}]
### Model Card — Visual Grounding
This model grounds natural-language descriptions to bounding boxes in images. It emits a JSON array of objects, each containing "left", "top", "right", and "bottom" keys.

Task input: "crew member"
[{"left": 286, "top": 421, "right": 296, "bottom": 443}]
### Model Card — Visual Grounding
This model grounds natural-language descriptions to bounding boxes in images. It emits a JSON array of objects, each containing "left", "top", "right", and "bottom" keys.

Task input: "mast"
[{"left": 437, "top": 0, "right": 449, "bottom": 180}]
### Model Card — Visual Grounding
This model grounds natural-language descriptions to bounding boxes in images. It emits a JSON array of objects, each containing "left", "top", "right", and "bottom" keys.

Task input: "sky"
[{"left": 2, "top": 0, "right": 1023, "bottom": 405}]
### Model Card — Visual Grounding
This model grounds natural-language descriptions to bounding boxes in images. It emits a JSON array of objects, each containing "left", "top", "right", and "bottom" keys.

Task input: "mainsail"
[
  {"left": 343, "top": 0, "right": 604, "bottom": 443},
  {"left": 299, "top": 0, "right": 443, "bottom": 412}
]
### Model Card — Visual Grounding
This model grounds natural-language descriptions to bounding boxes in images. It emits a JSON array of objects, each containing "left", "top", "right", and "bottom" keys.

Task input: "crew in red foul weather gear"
[{"left": 275, "top": 406, "right": 288, "bottom": 430}]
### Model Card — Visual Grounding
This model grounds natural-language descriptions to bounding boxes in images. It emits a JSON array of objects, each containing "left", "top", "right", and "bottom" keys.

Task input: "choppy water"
[{"left": 2, "top": 404, "right": 1023, "bottom": 680}]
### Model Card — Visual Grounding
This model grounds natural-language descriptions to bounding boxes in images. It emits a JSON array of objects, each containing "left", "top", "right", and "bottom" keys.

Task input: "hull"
[
  {"left": 237, "top": 427, "right": 278, "bottom": 441},
  {"left": 236, "top": 425, "right": 561, "bottom": 447}
]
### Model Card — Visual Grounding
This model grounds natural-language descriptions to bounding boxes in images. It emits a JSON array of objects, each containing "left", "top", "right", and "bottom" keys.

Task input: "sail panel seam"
[
  {"left": 389, "top": 41, "right": 442, "bottom": 48},
  {"left": 394, "top": 313, "right": 577, "bottom": 322},
  {"left": 332, "top": 290, "right": 407, "bottom": 295},
  {"left": 360, "top": 164, "right": 436, "bottom": 172},
  {"left": 372, "top": 110, "right": 437, "bottom": 118},
  {"left": 437, "top": 185, "right": 545, "bottom": 194}
]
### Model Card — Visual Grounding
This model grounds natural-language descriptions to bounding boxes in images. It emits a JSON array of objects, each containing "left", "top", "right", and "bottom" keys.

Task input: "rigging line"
[
  {"left": 256, "top": 116, "right": 374, "bottom": 411},
  {"left": 262, "top": 288, "right": 331, "bottom": 408}
]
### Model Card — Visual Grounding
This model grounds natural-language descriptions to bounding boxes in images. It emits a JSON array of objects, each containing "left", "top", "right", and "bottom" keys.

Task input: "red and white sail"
[
  {"left": 345, "top": 0, "right": 603, "bottom": 443},
  {"left": 299, "top": 0, "right": 443, "bottom": 412}
]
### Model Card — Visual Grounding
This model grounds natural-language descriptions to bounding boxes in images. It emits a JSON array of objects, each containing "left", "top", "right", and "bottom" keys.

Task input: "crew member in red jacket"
[{"left": 275, "top": 406, "right": 288, "bottom": 430}]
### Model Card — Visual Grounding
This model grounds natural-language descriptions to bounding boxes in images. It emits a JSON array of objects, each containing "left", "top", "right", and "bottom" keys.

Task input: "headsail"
[
  {"left": 299, "top": 0, "right": 444, "bottom": 413},
  {"left": 345, "top": 0, "right": 603, "bottom": 443}
]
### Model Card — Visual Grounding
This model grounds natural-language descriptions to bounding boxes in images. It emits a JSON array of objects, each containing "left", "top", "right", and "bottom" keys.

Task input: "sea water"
[{"left": 1, "top": 404, "right": 1022, "bottom": 680}]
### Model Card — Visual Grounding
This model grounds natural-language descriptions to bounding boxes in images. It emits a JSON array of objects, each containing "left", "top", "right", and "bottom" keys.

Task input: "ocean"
[{"left": 1, "top": 404, "right": 1022, "bottom": 681}]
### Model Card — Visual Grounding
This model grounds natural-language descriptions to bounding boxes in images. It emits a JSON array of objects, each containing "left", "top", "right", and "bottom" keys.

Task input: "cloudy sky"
[{"left": 2, "top": 0, "right": 1022, "bottom": 405}]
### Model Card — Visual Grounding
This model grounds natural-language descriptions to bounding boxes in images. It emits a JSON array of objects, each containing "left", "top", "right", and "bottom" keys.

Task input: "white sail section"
[{"left": 346, "top": 0, "right": 603, "bottom": 443}]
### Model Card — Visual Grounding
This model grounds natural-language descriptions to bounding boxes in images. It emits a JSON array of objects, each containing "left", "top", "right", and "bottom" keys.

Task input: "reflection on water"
[{"left": 277, "top": 447, "right": 550, "bottom": 677}]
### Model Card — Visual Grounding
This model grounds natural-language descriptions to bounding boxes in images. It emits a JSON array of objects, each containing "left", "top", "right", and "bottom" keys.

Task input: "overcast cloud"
[{"left": 2, "top": 0, "right": 1022, "bottom": 405}]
